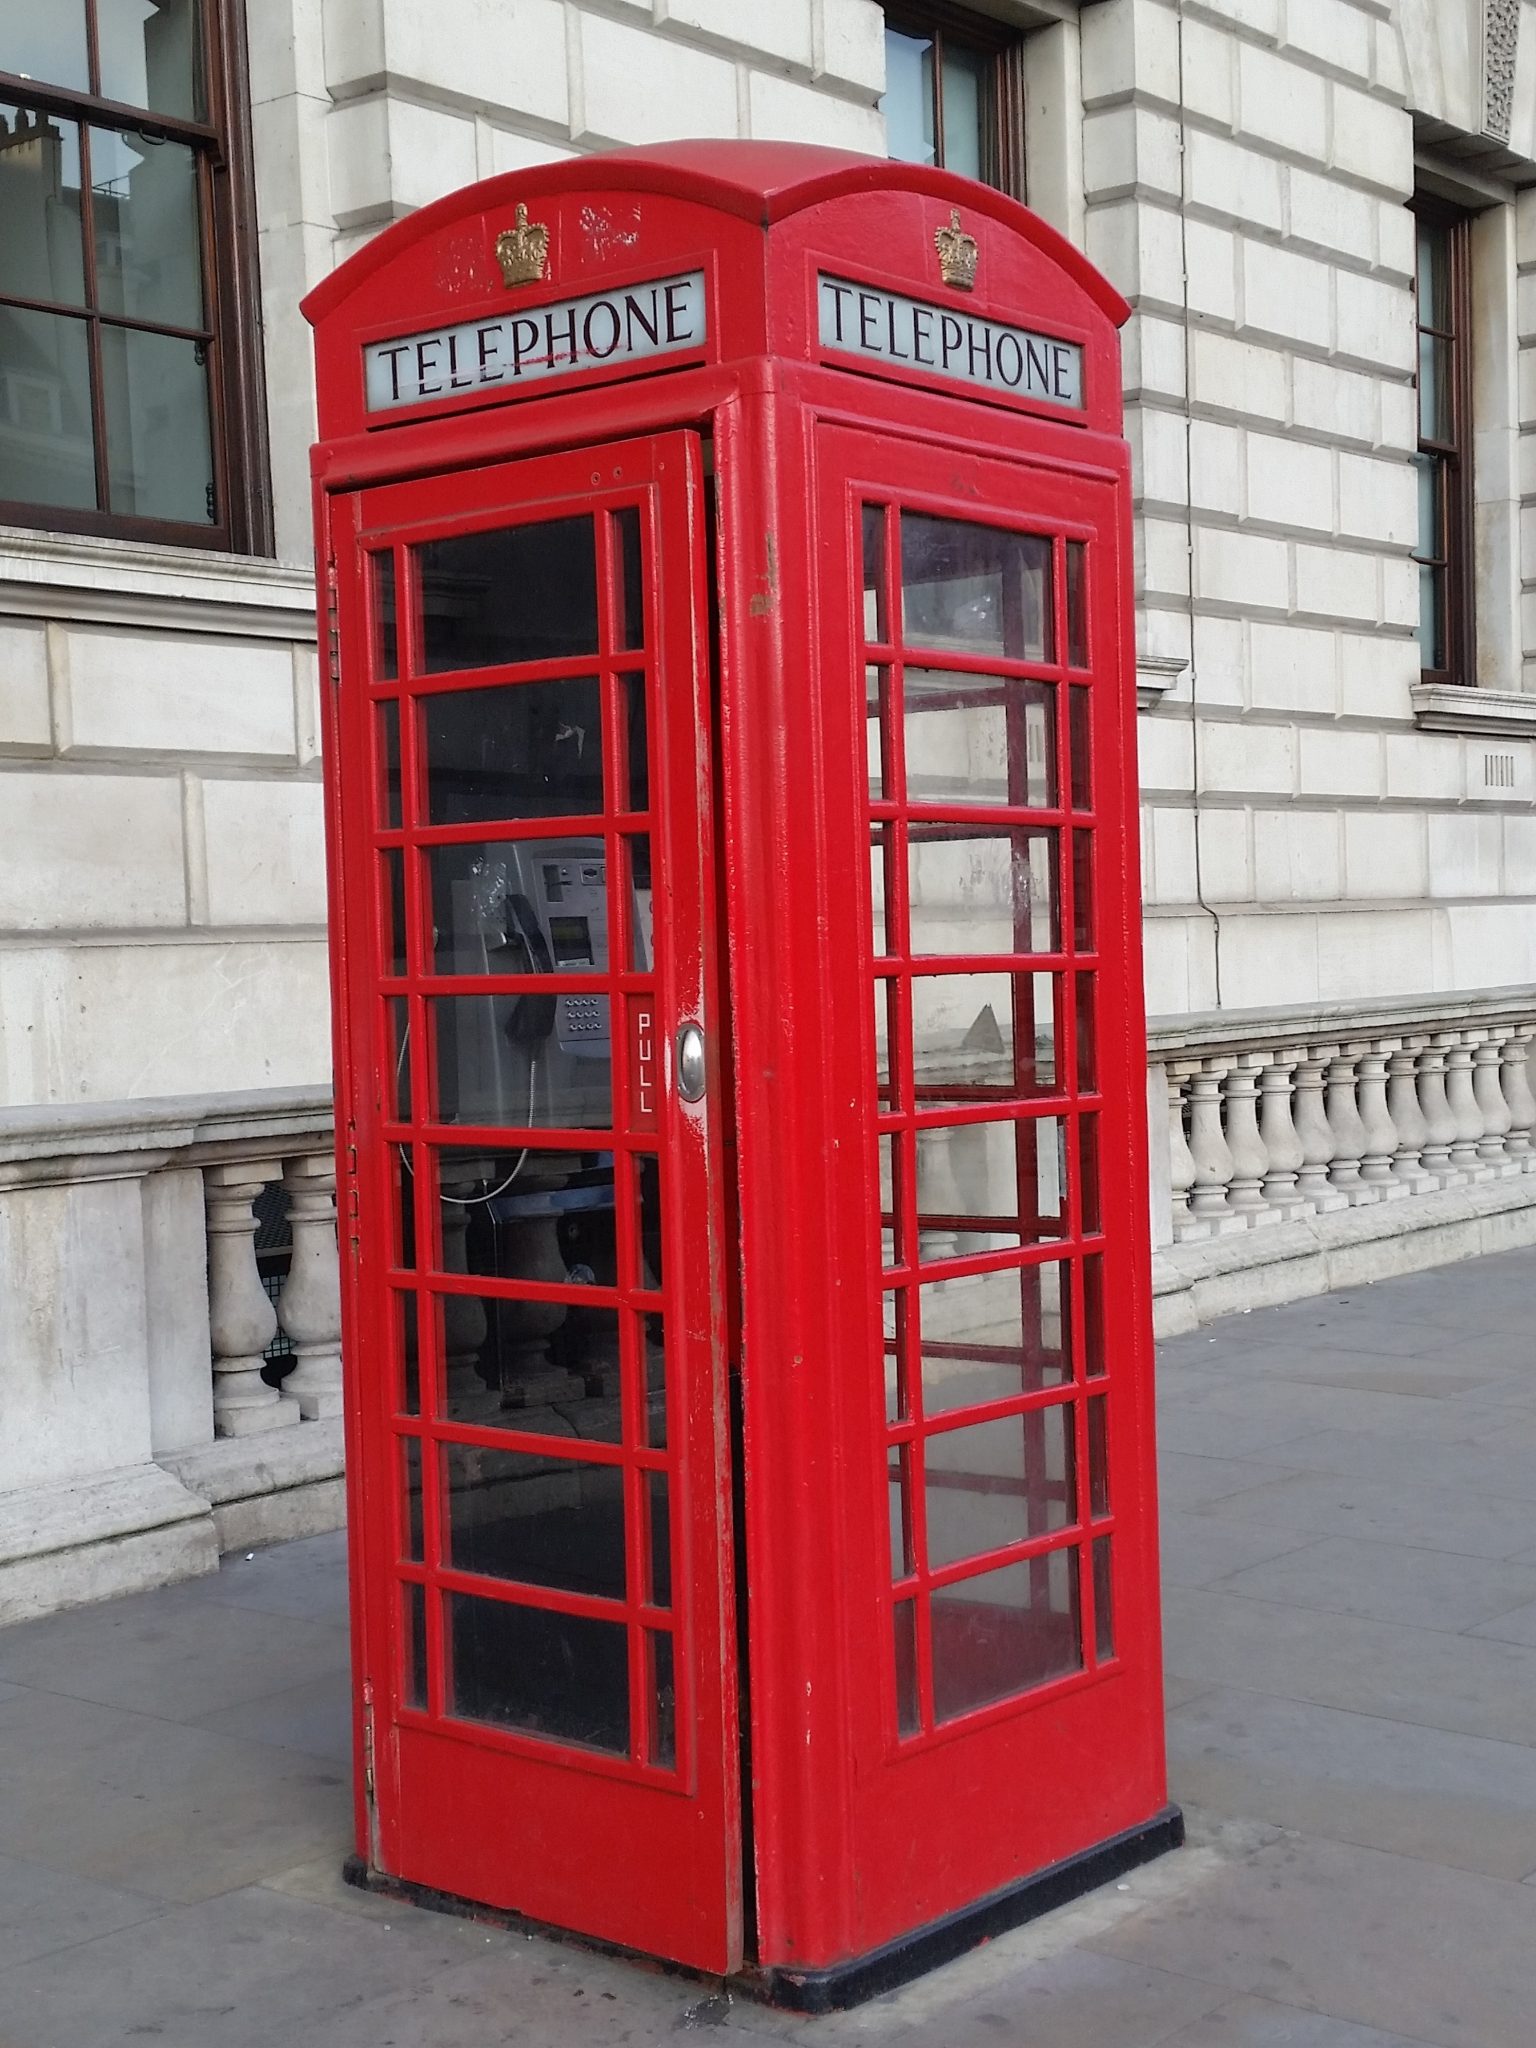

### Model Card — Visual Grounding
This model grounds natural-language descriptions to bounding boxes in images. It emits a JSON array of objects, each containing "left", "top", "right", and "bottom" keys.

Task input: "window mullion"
[{"left": 83, "top": 0, "right": 102, "bottom": 101}]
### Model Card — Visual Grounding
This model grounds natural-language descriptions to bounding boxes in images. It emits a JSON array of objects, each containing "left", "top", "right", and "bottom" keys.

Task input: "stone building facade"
[{"left": 2, "top": 0, "right": 1535, "bottom": 1615}]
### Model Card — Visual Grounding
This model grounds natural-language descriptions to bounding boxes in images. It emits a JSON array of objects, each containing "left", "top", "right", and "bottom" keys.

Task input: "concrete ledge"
[
  {"left": 0, "top": 1466, "right": 217, "bottom": 1626},
  {"left": 1153, "top": 1175, "right": 1536, "bottom": 1336},
  {"left": 162, "top": 1420, "right": 347, "bottom": 1553}
]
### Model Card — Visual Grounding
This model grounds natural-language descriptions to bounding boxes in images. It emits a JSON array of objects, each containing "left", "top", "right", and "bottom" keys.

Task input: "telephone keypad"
[{"left": 560, "top": 994, "right": 609, "bottom": 1041}]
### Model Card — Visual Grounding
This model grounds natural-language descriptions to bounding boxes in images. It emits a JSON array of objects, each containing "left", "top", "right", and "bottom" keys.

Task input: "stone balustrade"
[{"left": 1146, "top": 992, "right": 1536, "bottom": 1248}]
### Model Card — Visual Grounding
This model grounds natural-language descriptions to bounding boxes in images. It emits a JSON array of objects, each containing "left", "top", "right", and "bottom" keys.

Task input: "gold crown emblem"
[
  {"left": 934, "top": 208, "right": 978, "bottom": 292},
  {"left": 495, "top": 203, "right": 550, "bottom": 288}
]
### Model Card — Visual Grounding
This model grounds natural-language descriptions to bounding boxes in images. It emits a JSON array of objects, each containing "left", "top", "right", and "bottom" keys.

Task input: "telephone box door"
[{"left": 328, "top": 432, "right": 741, "bottom": 1973}]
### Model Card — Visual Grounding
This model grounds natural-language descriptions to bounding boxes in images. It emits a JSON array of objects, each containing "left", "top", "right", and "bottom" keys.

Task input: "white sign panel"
[
  {"left": 364, "top": 270, "right": 707, "bottom": 412},
  {"left": 817, "top": 275, "right": 1083, "bottom": 410}
]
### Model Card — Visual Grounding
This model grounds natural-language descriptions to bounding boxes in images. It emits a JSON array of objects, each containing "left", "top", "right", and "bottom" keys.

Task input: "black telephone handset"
[{"left": 504, "top": 893, "right": 557, "bottom": 1045}]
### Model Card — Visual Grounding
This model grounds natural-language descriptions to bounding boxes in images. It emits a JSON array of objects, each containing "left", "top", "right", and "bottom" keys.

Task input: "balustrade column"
[
  {"left": 1444, "top": 1032, "right": 1490, "bottom": 1181},
  {"left": 1292, "top": 1049, "right": 1348, "bottom": 1213},
  {"left": 1503, "top": 1027, "right": 1536, "bottom": 1168},
  {"left": 1472, "top": 1032, "right": 1517, "bottom": 1176},
  {"left": 204, "top": 1162, "right": 300, "bottom": 1437},
  {"left": 1356, "top": 1044, "right": 1405, "bottom": 1198},
  {"left": 1323, "top": 1043, "right": 1370, "bottom": 1203},
  {"left": 1167, "top": 1063, "right": 1199, "bottom": 1240},
  {"left": 1257, "top": 1053, "right": 1306, "bottom": 1220},
  {"left": 1186, "top": 1059, "right": 1239, "bottom": 1232},
  {"left": 1417, "top": 1035, "right": 1461, "bottom": 1186},
  {"left": 276, "top": 1152, "right": 344, "bottom": 1420},
  {"left": 1224, "top": 1054, "right": 1272, "bottom": 1223},
  {"left": 1387, "top": 1037, "right": 1434, "bottom": 1194},
  {"left": 916, "top": 1126, "right": 964, "bottom": 1262}
]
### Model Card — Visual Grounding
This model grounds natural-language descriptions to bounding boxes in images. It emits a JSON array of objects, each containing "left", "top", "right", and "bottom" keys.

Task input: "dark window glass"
[
  {"left": 931, "top": 1550, "right": 1081, "bottom": 1722},
  {"left": 423, "top": 678, "right": 604, "bottom": 824},
  {"left": 0, "top": 4, "right": 267, "bottom": 549},
  {"left": 418, "top": 518, "right": 599, "bottom": 673},
  {"left": 1412, "top": 201, "right": 1472, "bottom": 684},
  {"left": 881, "top": 6, "right": 1018, "bottom": 197},
  {"left": 445, "top": 1443, "right": 626, "bottom": 1600},
  {"left": 447, "top": 1590, "right": 629, "bottom": 1754}
]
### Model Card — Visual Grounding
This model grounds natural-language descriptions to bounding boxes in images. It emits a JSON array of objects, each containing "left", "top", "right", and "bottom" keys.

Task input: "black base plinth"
[{"left": 343, "top": 1802, "right": 1185, "bottom": 2015}]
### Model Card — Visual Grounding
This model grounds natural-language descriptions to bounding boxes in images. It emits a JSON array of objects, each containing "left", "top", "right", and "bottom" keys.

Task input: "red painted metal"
[{"left": 307, "top": 140, "right": 1165, "bottom": 1989}]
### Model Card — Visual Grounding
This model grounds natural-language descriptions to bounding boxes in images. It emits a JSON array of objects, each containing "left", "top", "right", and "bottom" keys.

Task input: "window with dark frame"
[
  {"left": 1412, "top": 198, "right": 1474, "bottom": 686},
  {"left": 881, "top": 2, "right": 1025, "bottom": 199},
  {"left": 0, "top": 1, "right": 269, "bottom": 553}
]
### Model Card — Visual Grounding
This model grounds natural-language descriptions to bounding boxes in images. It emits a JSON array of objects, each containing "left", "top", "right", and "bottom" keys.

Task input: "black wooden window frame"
[
  {"left": 1411, "top": 194, "right": 1475, "bottom": 688},
  {"left": 0, "top": 0, "right": 271, "bottom": 555},
  {"left": 882, "top": 0, "right": 1026, "bottom": 201}
]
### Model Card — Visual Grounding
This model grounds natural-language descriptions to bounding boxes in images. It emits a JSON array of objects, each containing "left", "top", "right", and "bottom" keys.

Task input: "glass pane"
[
  {"left": 916, "top": 1119, "right": 1070, "bottom": 1255},
  {"left": 1093, "top": 1536, "right": 1114, "bottom": 1661},
  {"left": 862, "top": 503, "right": 888, "bottom": 640},
  {"left": 931, "top": 1550, "right": 1082, "bottom": 1722},
  {"left": 908, "top": 826, "right": 1058, "bottom": 956},
  {"left": 1088, "top": 1394, "right": 1109, "bottom": 1519},
  {"left": 925, "top": 1405, "right": 1077, "bottom": 1569},
  {"left": 4, "top": 11, "right": 89, "bottom": 91},
  {"left": 373, "top": 555, "right": 398, "bottom": 680},
  {"left": 1413, "top": 452, "right": 1441, "bottom": 562},
  {"left": 647, "top": 1631, "right": 676, "bottom": 1768},
  {"left": 867, "top": 664, "right": 891, "bottom": 800},
  {"left": 0, "top": 105, "right": 85, "bottom": 306},
  {"left": 905, "top": 670, "right": 1057, "bottom": 810},
  {"left": 378, "top": 699, "right": 402, "bottom": 826},
  {"left": 91, "top": 127, "right": 203, "bottom": 328},
  {"left": 1072, "top": 830, "right": 1093, "bottom": 952},
  {"left": 403, "top": 1581, "right": 427, "bottom": 1709},
  {"left": 940, "top": 41, "right": 988, "bottom": 182},
  {"left": 401, "top": 1437, "right": 423, "bottom": 1561},
  {"left": 1080, "top": 1112, "right": 1101, "bottom": 1235},
  {"left": 431, "top": 994, "right": 611, "bottom": 1129},
  {"left": 445, "top": 1441, "right": 625, "bottom": 1599},
  {"left": 447, "top": 1589, "right": 628, "bottom": 1753},
  {"left": 873, "top": 977, "right": 897, "bottom": 1103},
  {"left": 884, "top": 1287, "right": 909, "bottom": 1421},
  {"left": 902, "top": 515, "right": 1053, "bottom": 662},
  {"left": 0, "top": 302, "right": 94, "bottom": 509},
  {"left": 894, "top": 1597, "right": 921, "bottom": 1735},
  {"left": 97, "top": 0, "right": 205, "bottom": 119},
  {"left": 1065, "top": 543, "right": 1087, "bottom": 669},
  {"left": 613, "top": 506, "right": 643, "bottom": 650},
  {"left": 384, "top": 997, "right": 411, "bottom": 1121},
  {"left": 647, "top": 1470, "right": 670, "bottom": 1607},
  {"left": 889, "top": 1444, "right": 914, "bottom": 1577},
  {"left": 1076, "top": 974, "right": 1096, "bottom": 1092},
  {"left": 622, "top": 835, "right": 653, "bottom": 972},
  {"left": 101, "top": 325, "right": 213, "bottom": 523},
  {"left": 1083, "top": 1254, "right": 1106, "bottom": 1378},
  {"left": 1416, "top": 218, "right": 1450, "bottom": 330},
  {"left": 430, "top": 837, "right": 608, "bottom": 978},
  {"left": 1068, "top": 686, "right": 1091, "bottom": 812},
  {"left": 879, "top": 1131, "right": 901, "bottom": 1269},
  {"left": 1419, "top": 563, "right": 1444, "bottom": 671},
  {"left": 870, "top": 828, "right": 890, "bottom": 956},
  {"left": 882, "top": 29, "right": 936, "bottom": 168},
  {"left": 1418, "top": 329, "right": 1451, "bottom": 442},
  {"left": 423, "top": 679, "right": 603, "bottom": 824},
  {"left": 918, "top": 1259, "right": 1072, "bottom": 1415},
  {"left": 419, "top": 518, "right": 598, "bottom": 672},
  {"left": 382, "top": 848, "right": 405, "bottom": 978},
  {"left": 911, "top": 970, "right": 1056, "bottom": 1100},
  {"left": 435, "top": 1287, "right": 623, "bottom": 1440},
  {"left": 395, "top": 1286, "right": 419, "bottom": 1413}
]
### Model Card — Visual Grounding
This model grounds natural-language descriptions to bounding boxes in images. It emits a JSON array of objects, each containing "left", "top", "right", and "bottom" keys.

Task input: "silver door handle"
[{"left": 676, "top": 1022, "right": 706, "bottom": 1102}]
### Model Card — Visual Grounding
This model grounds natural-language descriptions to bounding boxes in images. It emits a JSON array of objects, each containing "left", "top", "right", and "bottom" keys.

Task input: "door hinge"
[
  {"left": 344, "top": 1122, "right": 361, "bottom": 1262},
  {"left": 325, "top": 557, "right": 341, "bottom": 688},
  {"left": 361, "top": 1682, "right": 377, "bottom": 1803}
]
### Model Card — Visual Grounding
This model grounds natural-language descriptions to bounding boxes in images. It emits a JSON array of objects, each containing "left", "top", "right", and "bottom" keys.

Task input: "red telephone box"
[{"left": 304, "top": 141, "right": 1177, "bottom": 2009}]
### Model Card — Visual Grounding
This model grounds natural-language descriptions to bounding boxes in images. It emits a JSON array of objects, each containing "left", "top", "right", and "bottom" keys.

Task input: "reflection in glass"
[
  {"left": 419, "top": 517, "right": 597, "bottom": 672},
  {"left": 423, "top": 679, "right": 603, "bottom": 824},
  {"left": 373, "top": 557, "right": 398, "bottom": 681},
  {"left": 881, "top": 30, "right": 935, "bottom": 168},
  {"left": 0, "top": 105, "right": 86, "bottom": 306},
  {"left": 434, "top": 1282, "right": 625, "bottom": 1442},
  {"left": 1093, "top": 1536, "right": 1114, "bottom": 1660},
  {"left": 401, "top": 1436, "right": 423, "bottom": 1560},
  {"left": 884, "top": 1287, "right": 909, "bottom": 1423},
  {"left": 1417, "top": 328, "right": 1450, "bottom": 443},
  {"left": 101, "top": 324, "right": 214, "bottom": 522},
  {"left": 622, "top": 670, "right": 650, "bottom": 812},
  {"left": 648, "top": 1631, "right": 676, "bottom": 1768},
  {"left": 1088, "top": 1394, "right": 1109, "bottom": 1519},
  {"left": 647, "top": 1470, "right": 671, "bottom": 1607},
  {"left": 873, "top": 978, "right": 898, "bottom": 1103},
  {"left": 91, "top": 126, "right": 203, "bottom": 328},
  {"left": 1068, "top": 686, "right": 1091, "bottom": 812},
  {"left": 908, "top": 826, "right": 1058, "bottom": 957},
  {"left": 98, "top": 0, "right": 205, "bottom": 118},
  {"left": 445, "top": 1441, "right": 625, "bottom": 1598},
  {"left": 917, "top": 1259, "right": 1072, "bottom": 1414},
  {"left": 867, "top": 664, "right": 891, "bottom": 799},
  {"left": 916, "top": 1119, "right": 1070, "bottom": 1255},
  {"left": 862, "top": 502, "right": 888, "bottom": 640},
  {"left": 1072, "top": 830, "right": 1094, "bottom": 952},
  {"left": 1065, "top": 541, "right": 1088, "bottom": 668},
  {"left": 870, "top": 828, "right": 890, "bottom": 956},
  {"left": 904, "top": 670, "right": 1055, "bottom": 809},
  {"left": 5, "top": 12, "right": 90, "bottom": 93},
  {"left": 1076, "top": 974, "right": 1096, "bottom": 1092},
  {"left": 924, "top": 1405, "right": 1077, "bottom": 1568},
  {"left": 379, "top": 699, "right": 402, "bottom": 826},
  {"left": 431, "top": 994, "right": 611, "bottom": 1130},
  {"left": 613, "top": 506, "right": 644, "bottom": 650},
  {"left": 448, "top": 1590, "right": 628, "bottom": 1753},
  {"left": 385, "top": 997, "right": 411, "bottom": 1121},
  {"left": 901, "top": 513, "right": 1053, "bottom": 662},
  {"left": 878, "top": 1131, "right": 901, "bottom": 1270},
  {"left": 893, "top": 1598, "right": 921, "bottom": 1735},
  {"left": 931, "top": 1550, "right": 1082, "bottom": 1722},
  {"left": 939, "top": 40, "right": 989, "bottom": 181},
  {"left": 889, "top": 1445, "right": 913, "bottom": 1577},
  {"left": 1083, "top": 1255, "right": 1106, "bottom": 1378},
  {"left": 0, "top": 305, "right": 95, "bottom": 509},
  {"left": 911, "top": 970, "right": 1056, "bottom": 1100}
]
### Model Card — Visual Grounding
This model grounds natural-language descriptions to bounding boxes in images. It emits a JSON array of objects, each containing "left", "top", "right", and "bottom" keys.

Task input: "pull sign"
[
  {"left": 630, "top": 999, "right": 659, "bottom": 1133},
  {"left": 817, "top": 274, "right": 1084, "bottom": 410},
  {"left": 364, "top": 271, "right": 707, "bottom": 413}
]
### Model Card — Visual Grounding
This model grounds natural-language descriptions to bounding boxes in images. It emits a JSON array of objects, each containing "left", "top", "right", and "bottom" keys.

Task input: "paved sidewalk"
[{"left": 1, "top": 1249, "right": 1535, "bottom": 2045}]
